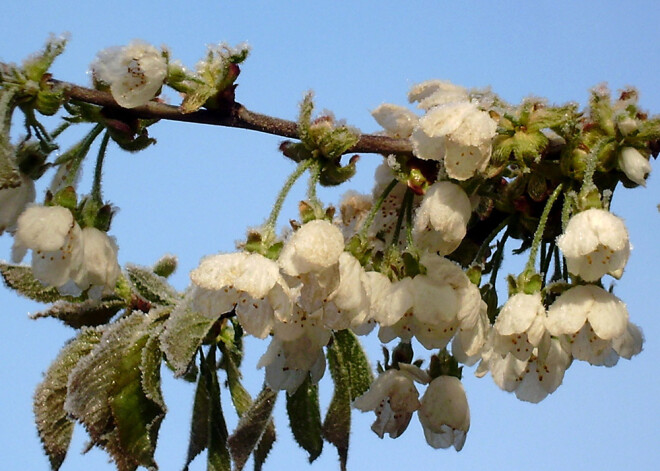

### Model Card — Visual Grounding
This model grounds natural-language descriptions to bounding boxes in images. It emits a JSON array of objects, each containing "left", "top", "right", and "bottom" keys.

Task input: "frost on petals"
[
  {"left": 557, "top": 209, "right": 630, "bottom": 282},
  {"left": 91, "top": 40, "right": 167, "bottom": 108},
  {"left": 278, "top": 219, "right": 345, "bottom": 276},
  {"left": 418, "top": 375, "right": 470, "bottom": 451}
]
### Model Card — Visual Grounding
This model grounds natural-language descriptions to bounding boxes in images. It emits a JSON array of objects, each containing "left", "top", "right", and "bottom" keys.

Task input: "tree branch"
[{"left": 51, "top": 78, "right": 413, "bottom": 156}]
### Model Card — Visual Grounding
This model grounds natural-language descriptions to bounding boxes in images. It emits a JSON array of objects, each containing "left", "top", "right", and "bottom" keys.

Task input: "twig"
[{"left": 50, "top": 78, "right": 413, "bottom": 156}]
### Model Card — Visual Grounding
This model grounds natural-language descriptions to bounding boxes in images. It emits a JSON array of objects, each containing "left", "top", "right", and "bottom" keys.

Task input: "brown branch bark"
[{"left": 52, "top": 79, "right": 413, "bottom": 156}]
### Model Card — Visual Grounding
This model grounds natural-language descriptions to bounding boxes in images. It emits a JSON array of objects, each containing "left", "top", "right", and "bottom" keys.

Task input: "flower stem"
[
  {"left": 264, "top": 158, "right": 314, "bottom": 234},
  {"left": 471, "top": 215, "right": 513, "bottom": 266},
  {"left": 488, "top": 226, "right": 510, "bottom": 288},
  {"left": 524, "top": 183, "right": 563, "bottom": 274},
  {"left": 306, "top": 159, "right": 323, "bottom": 216},
  {"left": 91, "top": 131, "right": 110, "bottom": 203},
  {"left": 57, "top": 123, "right": 104, "bottom": 190},
  {"left": 358, "top": 178, "right": 398, "bottom": 239},
  {"left": 391, "top": 187, "right": 413, "bottom": 249}
]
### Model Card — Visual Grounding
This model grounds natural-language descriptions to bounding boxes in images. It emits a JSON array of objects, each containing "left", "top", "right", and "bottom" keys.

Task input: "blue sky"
[{"left": 1, "top": 1, "right": 659, "bottom": 470}]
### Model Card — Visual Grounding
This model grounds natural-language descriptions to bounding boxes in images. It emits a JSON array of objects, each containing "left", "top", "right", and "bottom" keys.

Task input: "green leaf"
[
  {"left": 203, "top": 347, "right": 231, "bottom": 471},
  {"left": 126, "top": 264, "right": 179, "bottom": 306},
  {"left": 184, "top": 353, "right": 209, "bottom": 470},
  {"left": 286, "top": 376, "right": 323, "bottom": 463},
  {"left": 161, "top": 304, "right": 219, "bottom": 376},
  {"left": 252, "top": 421, "right": 276, "bottom": 471},
  {"left": 227, "top": 386, "right": 278, "bottom": 471},
  {"left": 0, "top": 262, "right": 82, "bottom": 303},
  {"left": 141, "top": 325, "right": 166, "bottom": 411},
  {"left": 30, "top": 297, "right": 125, "bottom": 329},
  {"left": 64, "top": 311, "right": 165, "bottom": 471},
  {"left": 323, "top": 330, "right": 373, "bottom": 471},
  {"left": 34, "top": 328, "right": 103, "bottom": 470},
  {"left": 218, "top": 340, "right": 277, "bottom": 471},
  {"left": 219, "top": 341, "right": 251, "bottom": 416}
]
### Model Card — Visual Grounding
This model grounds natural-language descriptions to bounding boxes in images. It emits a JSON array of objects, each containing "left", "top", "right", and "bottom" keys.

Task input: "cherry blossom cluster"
[{"left": 1, "top": 37, "right": 655, "bottom": 462}]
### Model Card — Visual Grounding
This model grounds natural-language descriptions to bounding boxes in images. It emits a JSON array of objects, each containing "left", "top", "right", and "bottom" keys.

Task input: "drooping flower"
[
  {"left": 91, "top": 40, "right": 167, "bottom": 108},
  {"left": 410, "top": 98, "right": 497, "bottom": 180},
  {"left": 418, "top": 375, "right": 470, "bottom": 451},
  {"left": 12, "top": 205, "right": 85, "bottom": 294},
  {"left": 190, "top": 251, "right": 292, "bottom": 338},
  {"left": 76, "top": 227, "right": 121, "bottom": 300},
  {"left": 0, "top": 173, "right": 35, "bottom": 235},
  {"left": 556, "top": 208, "right": 630, "bottom": 282},
  {"left": 493, "top": 292, "right": 547, "bottom": 361},
  {"left": 353, "top": 367, "right": 424, "bottom": 439},
  {"left": 378, "top": 254, "right": 482, "bottom": 350},
  {"left": 545, "top": 284, "right": 632, "bottom": 366},
  {"left": 413, "top": 181, "right": 472, "bottom": 255},
  {"left": 618, "top": 147, "right": 651, "bottom": 186},
  {"left": 258, "top": 315, "right": 330, "bottom": 394}
]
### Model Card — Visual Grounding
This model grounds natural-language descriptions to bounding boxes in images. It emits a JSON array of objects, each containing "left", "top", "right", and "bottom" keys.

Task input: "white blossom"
[
  {"left": 493, "top": 292, "right": 547, "bottom": 360},
  {"left": 618, "top": 147, "right": 651, "bottom": 186},
  {"left": 546, "top": 285, "right": 630, "bottom": 366},
  {"left": 76, "top": 227, "right": 121, "bottom": 300},
  {"left": 353, "top": 368, "right": 422, "bottom": 439},
  {"left": 408, "top": 80, "right": 469, "bottom": 111},
  {"left": 258, "top": 318, "right": 330, "bottom": 394},
  {"left": 413, "top": 181, "right": 472, "bottom": 255},
  {"left": 12, "top": 205, "right": 85, "bottom": 294},
  {"left": 0, "top": 173, "right": 35, "bottom": 235},
  {"left": 371, "top": 103, "right": 418, "bottom": 138},
  {"left": 410, "top": 99, "right": 497, "bottom": 180},
  {"left": 556, "top": 209, "right": 630, "bottom": 282},
  {"left": 278, "top": 219, "right": 345, "bottom": 276},
  {"left": 418, "top": 375, "right": 470, "bottom": 451},
  {"left": 91, "top": 40, "right": 167, "bottom": 108},
  {"left": 190, "top": 252, "right": 292, "bottom": 338}
]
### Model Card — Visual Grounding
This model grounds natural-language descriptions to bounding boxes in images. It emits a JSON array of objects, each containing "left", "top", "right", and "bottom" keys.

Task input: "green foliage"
[
  {"left": 63, "top": 311, "right": 166, "bottom": 470},
  {"left": 0, "top": 262, "right": 84, "bottom": 304},
  {"left": 34, "top": 328, "right": 103, "bottom": 471},
  {"left": 286, "top": 376, "right": 323, "bottom": 463},
  {"left": 322, "top": 330, "right": 374, "bottom": 471},
  {"left": 161, "top": 305, "right": 220, "bottom": 376},
  {"left": 126, "top": 263, "right": 180, "bottom": 306},
  {"left": 30, "top": 297, "right": 125, "bottom": 328},
  {"left": 227, "top": 387, "right": 278, "bottom": 471}
]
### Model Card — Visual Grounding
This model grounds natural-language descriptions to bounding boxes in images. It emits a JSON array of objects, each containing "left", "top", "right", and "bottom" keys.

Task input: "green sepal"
[
  {"left": 30, "top": 297, "right": 125, "bottom": 329},
  {"left": 21, "top": 35, "right": 68, "bottom": 83},
  {"left": 0, "top": 262, "right": 84, "bottom": 304},
  {"left": 429, "top": 349, "right": 462, "bottom": 380},
  {"left": 227, "top": 387, "right": 278, "bottom": 471},
  {"left": 323, "top": 330, "right": 373, "bottom": 471},
  {"left": 34, "top": 327, "right": 103, "bottom": 471},
  {"left": 286, "top": 376, "right": 323, "bottom": 463},
  {"left": 126, "top": 264, "right": 179, "bottom": 306},
  {"left": 318, "top": 154, "right": 358, "bottom": 187}
]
